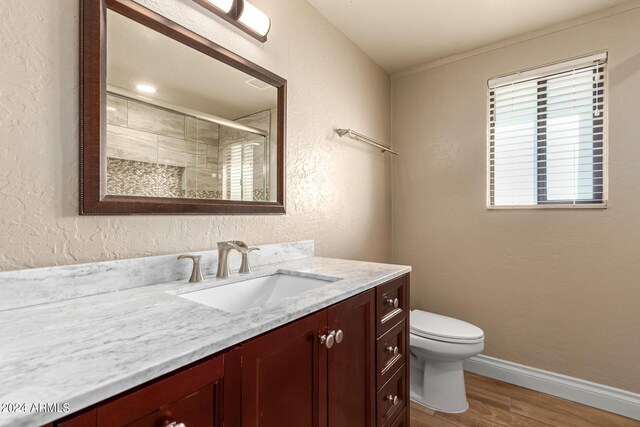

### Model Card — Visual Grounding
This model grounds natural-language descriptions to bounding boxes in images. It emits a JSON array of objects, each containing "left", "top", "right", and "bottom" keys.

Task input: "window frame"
[{"left": 486, "top": 53, "right": 608, "bottom": 210}]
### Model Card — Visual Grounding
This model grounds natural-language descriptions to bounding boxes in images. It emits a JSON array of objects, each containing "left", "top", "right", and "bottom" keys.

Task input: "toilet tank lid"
[{"left": 410, "top": 310, "right": 484, "bottom": 342}]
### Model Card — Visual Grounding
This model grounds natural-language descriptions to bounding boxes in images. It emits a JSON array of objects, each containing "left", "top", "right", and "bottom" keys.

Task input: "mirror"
[{"left": 80, "top": 0, "right": 286, "bottom": 214}]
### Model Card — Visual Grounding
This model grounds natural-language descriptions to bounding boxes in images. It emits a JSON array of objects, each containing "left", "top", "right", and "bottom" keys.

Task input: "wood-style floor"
[{"left": 409, "top": 372, "right": 640, "bottom": 427}]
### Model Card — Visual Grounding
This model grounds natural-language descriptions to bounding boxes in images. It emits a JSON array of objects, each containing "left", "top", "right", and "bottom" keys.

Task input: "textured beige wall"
[
  {"left": 392, "top": 9, "right": 640, "bottom": 392},
  {"left": 0, "top": 0, "right": 391, "bottom": 270}
]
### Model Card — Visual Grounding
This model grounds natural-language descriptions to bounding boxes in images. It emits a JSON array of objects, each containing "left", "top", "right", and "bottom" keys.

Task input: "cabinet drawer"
[
  {"left": 97, "top": 356, "right": 223, "bottom": 426},
  {"left": 55, "top": 409, "right": 96, "bottom": 426},
  {"left": 384, "top": 409, "right": 407, "bottom": 427},
  {"left": 126, "top": 384, "right": 214, "bottom": 427},
  {"left": 376, "top": 366, "right": 406, "bottom": 427},
  {"left": 375, "top": 275, "right": 408, "bottom": 337},
  {"left": 376, "top": 319, "right": 407, "bottom": 389}
]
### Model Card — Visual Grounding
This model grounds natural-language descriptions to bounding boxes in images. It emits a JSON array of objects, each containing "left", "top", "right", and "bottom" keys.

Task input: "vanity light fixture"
[
  {"left": 135, "top": 83, "right": 157, "bottom": 94},
  {"left": 237, "top": 1, "right": 271, "bottom": 37},
  {"left": 194, "top": 0, "right": 271, "bottom": 42},
  {"left": 203, "top": 0, "right": 234, "bottom": 13}
]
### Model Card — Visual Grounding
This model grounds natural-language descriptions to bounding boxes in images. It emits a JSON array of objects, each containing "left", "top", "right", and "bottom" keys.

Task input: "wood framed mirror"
[{"left": 80, "top": 0, "right": 286, "bottom": 215}]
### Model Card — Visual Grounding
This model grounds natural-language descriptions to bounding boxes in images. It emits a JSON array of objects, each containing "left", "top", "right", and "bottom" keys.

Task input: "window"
[
  {"left": 487, "top": 53, "right": 607, "bottom": 208},
  {"left": 222, "top": 142, "right": 255, "bottom": 201}
]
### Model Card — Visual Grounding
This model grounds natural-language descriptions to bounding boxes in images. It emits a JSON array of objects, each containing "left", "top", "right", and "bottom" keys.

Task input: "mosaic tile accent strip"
[
  {"left": 185, "top": 189, "right": 223, "bottom": 199},
  {"left": 253, "top": 188, "right": 266, "bottom": 201},
  {"left": 107, "top": 158, "right": 185, "bottom": 198}
]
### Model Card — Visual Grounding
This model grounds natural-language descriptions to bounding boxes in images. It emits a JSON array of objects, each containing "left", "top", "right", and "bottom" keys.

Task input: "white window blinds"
[
  {"left": 487, "top": 52, "right": 607, "bottom": 208},
  {"left": 223, "top": 142, "right": 254, "bottom": 201}
]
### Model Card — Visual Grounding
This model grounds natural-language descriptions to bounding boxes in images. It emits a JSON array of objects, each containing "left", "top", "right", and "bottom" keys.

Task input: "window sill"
[{"left": 487, "top": 203, "right": 607, "bottom": 210}]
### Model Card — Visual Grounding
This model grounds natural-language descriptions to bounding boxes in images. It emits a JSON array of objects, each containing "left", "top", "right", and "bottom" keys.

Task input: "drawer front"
[
  {"left": 376, "top": 366, "right": 406, "bottom": 427},
  {"left": 55, "top": 409, "right": 96, "bottom": 427},
  {"left": 384, "top": 409, "right": 406, "bottom": 427},
  {"left": 127, "top": 384, "right": 215, "bottom": 427},
  {"left": 97, "top": 355, "right": 223, "bottom": 426},
  {"left": 376, "top": 319, "right": 407, "bottom": 389},
  {"left": 375, "top": 275, "right": 408, "bottom": 337}
]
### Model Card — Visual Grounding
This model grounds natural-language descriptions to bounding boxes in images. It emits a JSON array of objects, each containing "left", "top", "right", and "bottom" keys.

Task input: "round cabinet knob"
[
  {"left": 384, "top": 297, "right": 399, "bottom": 308},
  {"left": 335, "top": 330, "right": 344, "bottom": 344},
  {"left": 385, "top": 346, "right": 399, "bottom": 356},
  {"left": 385, "top": 394, "right": 399, "bottom": 406},
  {"left": 166, "top": 422, "right": 186, "bottom": 427},
  {"left": 320, "top": 331, "right": 336, "bottom": 349}
]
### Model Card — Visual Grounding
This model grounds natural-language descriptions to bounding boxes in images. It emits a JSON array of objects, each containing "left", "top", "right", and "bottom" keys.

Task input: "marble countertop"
[{"left": 0, "top": 256, "right": 410, "bottom": 427}]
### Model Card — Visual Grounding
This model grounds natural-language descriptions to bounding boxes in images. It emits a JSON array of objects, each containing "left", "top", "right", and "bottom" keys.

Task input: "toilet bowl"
[{"left": 409, "top": 310, "right": 484, "bottom": 413}]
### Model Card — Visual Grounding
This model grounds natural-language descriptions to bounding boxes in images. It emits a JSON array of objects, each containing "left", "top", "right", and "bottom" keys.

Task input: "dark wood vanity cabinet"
[
  {"left": 241, "top": 275, "right": 410, "bottom": 427},
  {"left": 326, "top": 290, "right": 376, "bottom": 427},
  {"left": 53, "top": 354, "right": 227, "bottom": 427},
  {"left": 50, "top": 274, "right": 409, "bottom": 427},
  {"left": 375, "top": 274, "right": 409, "bottom": 427},
  {"left": 240, "top": 310, "right": 327, "bottom": 427},
  {"left": 240, "top": 289, "right": 377, "bottom": 427}
]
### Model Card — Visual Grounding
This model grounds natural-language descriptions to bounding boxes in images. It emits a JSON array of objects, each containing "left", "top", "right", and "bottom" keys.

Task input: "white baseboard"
[{"left": 463, "top": 354, "right": 640, "bottom": 421}]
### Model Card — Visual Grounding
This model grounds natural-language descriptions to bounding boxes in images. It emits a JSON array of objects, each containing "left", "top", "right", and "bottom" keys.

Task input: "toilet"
[{"left": 409, "top": 309, "right": 484, "bottom": 413}]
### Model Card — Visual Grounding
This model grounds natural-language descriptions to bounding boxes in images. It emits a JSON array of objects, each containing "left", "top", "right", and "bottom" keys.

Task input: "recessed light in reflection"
[
  {"left": 106, "top": 106, "right": 116, "bottom": 112},
  {"left": 135, "top": 84, "right": 157, "bottom": 94}
]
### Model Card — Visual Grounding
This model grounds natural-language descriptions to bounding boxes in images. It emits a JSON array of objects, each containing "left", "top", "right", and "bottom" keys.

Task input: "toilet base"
[
  {"left": 409, "top": 398, "right": 468, "bottom": 414},
  {"left": 410, "top": 357, "right": 469, "bottom": 413}
]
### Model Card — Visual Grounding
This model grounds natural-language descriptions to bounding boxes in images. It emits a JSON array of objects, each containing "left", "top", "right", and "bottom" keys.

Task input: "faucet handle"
[
  {"left": 177, "top": 254, "right": 205, "bottom": 283},
  {"left": 238, "top": 247, "right": 260, "bottom": 274}
]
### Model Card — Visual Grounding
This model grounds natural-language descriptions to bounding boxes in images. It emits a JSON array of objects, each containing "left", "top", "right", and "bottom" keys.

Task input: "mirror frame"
[{"left": 80, "top": 0, "right": 286, "bottom": 215}]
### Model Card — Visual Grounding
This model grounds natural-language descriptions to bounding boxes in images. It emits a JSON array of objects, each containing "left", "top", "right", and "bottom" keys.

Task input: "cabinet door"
[
  {"left": 327, "top": 290, "right": 376, "bottom": 427},
  {"left": 241, "top": 311, "right": 328, "bottom": 427}
]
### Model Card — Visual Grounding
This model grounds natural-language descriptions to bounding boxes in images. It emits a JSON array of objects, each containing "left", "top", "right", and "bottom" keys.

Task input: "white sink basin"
[{"left": 177, "top": 273, "right": 338, "bottom": 313}]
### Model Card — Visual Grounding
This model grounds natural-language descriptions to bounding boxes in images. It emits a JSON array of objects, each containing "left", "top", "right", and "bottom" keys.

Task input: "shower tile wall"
[{"left": 105, "top": 93, "right": 220, "bottom": 198}]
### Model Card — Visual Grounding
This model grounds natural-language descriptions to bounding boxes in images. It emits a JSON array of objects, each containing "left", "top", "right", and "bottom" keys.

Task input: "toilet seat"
[{"left": 410, "top": 310, "right": 484, "bottom": 344}]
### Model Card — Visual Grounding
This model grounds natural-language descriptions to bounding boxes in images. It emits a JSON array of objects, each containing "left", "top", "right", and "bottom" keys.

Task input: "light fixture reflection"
[
  {"left": 204, "top": 0, "right": 233, "bottom": 13},
  {"left": 238, "top": 1, "right": 271, "bottom": 37},
  {"left": 135, "top": 84, "right": 157, "bottom": 94}
]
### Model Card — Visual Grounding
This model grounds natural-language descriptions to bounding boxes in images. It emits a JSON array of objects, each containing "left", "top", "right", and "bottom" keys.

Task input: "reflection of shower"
[
  {"left": 222, "top": 137, "right": 268, "bottom": 201},
  {"left": 219, "top": 110, "right": 271, "bottom": 202},
  {"left": 107, "top": 85, "right": 268, "bottom": 137},
  {"left": 104, "top": 89, "right": 271, "bottom": 201},
  {"left": 107, "top": 158, "right": 185, "bottom": 198}
]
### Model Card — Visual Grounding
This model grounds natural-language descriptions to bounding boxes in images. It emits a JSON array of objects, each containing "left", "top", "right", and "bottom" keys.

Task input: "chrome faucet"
[{"left": 216, "top": 241, "right": 243, "bottom": 278}]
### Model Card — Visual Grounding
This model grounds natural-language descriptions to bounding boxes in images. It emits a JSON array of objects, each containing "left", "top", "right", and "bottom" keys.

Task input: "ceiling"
[{"left": 307, "top": 0, "right": 632, "bottom": 73}]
